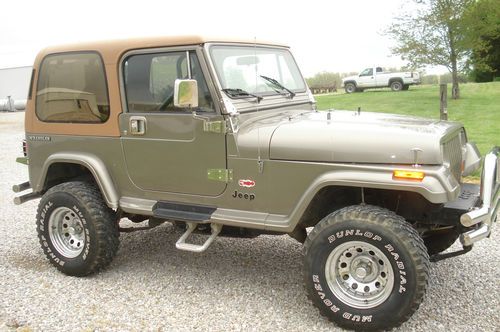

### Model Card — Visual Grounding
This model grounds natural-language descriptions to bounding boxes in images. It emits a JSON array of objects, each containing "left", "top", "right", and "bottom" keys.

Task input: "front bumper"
[{"left": 460, "top": 147, "right": 499, "bottom": 246}]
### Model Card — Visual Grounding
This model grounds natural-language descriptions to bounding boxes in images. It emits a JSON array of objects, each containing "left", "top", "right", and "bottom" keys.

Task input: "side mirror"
[{"left": 174, "top": 79, "right": 198, "bottom": 108}]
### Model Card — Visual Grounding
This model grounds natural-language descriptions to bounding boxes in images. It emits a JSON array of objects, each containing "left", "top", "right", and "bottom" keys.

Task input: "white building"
[{"left": 0, "top": 66, "right": 32, "bottom": 100}]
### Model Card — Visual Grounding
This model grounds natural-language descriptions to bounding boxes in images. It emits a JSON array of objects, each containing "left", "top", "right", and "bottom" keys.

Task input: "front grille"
[{"left": 442, "top": 134, "right": 463, "bottom": 181}]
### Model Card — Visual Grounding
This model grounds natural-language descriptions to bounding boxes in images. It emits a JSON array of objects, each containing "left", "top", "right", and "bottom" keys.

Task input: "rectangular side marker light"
[{"left": 393, "top": 170, "right": 425, "bottom": 181}]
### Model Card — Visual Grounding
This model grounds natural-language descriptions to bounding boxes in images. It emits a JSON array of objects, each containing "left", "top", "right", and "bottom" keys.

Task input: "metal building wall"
[{"left": 0, "top": 66, "right": 32, "bottom": 100}]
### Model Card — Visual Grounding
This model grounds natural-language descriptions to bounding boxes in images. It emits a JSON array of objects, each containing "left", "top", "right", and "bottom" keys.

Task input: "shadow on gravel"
[
  {"left": 110, "top": 222, "right": 305, "bottom": 289},
  {"left": 6, "top": 252, "right": 50, "bottom": 273}
]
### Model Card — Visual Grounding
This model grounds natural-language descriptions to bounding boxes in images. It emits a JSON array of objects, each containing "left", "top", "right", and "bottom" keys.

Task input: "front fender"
[
  {"left": 284, "top": 164, "right": 460, "bottom": 231},
  {"left": 35, "top": 152, "right": 119, "bottom": 209}
]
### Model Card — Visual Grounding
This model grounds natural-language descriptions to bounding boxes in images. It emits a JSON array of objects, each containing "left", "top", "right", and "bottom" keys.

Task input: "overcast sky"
[{"left": 0, "top": 0, "right": 447, "bottom": 76}]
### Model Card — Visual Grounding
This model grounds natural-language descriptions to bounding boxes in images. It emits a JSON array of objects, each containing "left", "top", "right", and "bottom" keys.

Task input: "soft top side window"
[
  {"left": 123, "top": 51, "right": 214, "bottom": 113},
  {"left": 36, "top": 52, "right": 110, "bottom": 123}
]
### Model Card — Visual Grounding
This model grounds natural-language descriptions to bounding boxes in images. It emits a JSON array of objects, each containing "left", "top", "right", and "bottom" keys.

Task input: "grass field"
[{"left": 315, "top": 82, "right": 500, "bottom": 178}]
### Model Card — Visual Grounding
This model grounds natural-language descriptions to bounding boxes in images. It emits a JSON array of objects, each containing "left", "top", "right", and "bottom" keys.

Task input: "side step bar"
[
  {"left": 176, "top": 222, "right": 222, "bottom": 253},
  {"left": 153, "top": 201, "right": 216, "bottom": 222}
]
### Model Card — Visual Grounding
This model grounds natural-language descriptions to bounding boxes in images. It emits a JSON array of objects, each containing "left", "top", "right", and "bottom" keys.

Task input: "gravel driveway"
[{"left": 1, "top": 111, "right": 498, "bottom": 331}]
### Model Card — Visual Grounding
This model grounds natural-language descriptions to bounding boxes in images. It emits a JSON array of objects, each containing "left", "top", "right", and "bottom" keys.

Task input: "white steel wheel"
[
  {"left": 325, "top": 241, "right": 394, "bottom": 309},
  {"left": 48, "top": 207, "right": 86, "bottom": 258}
]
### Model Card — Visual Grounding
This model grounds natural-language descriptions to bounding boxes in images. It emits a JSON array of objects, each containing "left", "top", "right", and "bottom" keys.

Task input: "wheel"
[
  {"left": 344, "top": 83, "right": 356, "bottom": 94},
  {"left": 304, "top": 205, "right": 429, "bottom": 331},
  {"left": 402, "top": 84, "right": 409, "bottom": 91},
  {"left": 390, "top": 81, "right": 403, "bottom": 91},
  {"left": 36, "top": 181, "right": 120, "bottom": 276},
  {"left": 423, "top": 229, "right": 459, "bottom": 255}
]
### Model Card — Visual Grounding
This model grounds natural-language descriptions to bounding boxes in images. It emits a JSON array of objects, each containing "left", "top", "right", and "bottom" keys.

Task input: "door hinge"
[
  {"left": 207, "top": 169, "right": 233, "bottom": 183},
  {"left": 203, "top": 120, "right": 227, "bottom": 134}
]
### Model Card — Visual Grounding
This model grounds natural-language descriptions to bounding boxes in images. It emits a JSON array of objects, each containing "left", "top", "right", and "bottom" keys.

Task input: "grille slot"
[{"left": 442, "top": 134, "right": 463, "bottom": 181}]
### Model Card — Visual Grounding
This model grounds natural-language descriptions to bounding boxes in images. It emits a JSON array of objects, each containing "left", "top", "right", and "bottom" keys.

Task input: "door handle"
[{"left": 129, "top": 116, "right": 146, "bottom": 135}]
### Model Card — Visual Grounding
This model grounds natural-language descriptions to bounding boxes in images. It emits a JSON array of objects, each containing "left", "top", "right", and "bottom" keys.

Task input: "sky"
[{"left": 0, "top": 0, "right": 448, "bottom": 76}]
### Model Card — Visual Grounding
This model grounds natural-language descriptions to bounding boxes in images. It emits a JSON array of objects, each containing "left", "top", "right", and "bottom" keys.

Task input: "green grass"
[{"left": 315, "top": 82, "right": 500, "bottom": 179}]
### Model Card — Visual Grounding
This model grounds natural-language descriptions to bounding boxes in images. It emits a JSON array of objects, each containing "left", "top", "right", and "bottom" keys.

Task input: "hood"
[{"left": 268, "top": 111, "right": 463, "bottom": 165}]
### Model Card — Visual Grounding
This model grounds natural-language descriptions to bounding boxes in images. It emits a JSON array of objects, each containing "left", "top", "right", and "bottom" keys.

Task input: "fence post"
[{"left": 440, "top": 84, "right": 448, "bottom": 121}]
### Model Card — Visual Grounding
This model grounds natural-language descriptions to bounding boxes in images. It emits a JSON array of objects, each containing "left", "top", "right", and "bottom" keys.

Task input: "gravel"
[{"left": 0, "top": 111, "right": 499, "bottom": 331}]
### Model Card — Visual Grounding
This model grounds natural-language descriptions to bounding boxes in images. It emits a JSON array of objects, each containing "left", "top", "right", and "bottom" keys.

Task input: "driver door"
[
  {"left": 357, "top": 68, "right": 375, "bottom": 87},
  {"left": 119, "top": 49, "right": 227, "bottom": 196}
]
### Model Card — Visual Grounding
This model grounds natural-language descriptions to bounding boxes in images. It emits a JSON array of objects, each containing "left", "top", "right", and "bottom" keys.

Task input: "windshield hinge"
[
  {"left": 207, "top": 169, "right": 233, "bottom": 183},
  {"left": 203, "top": 120, "right": 227, "bottom": 134}
]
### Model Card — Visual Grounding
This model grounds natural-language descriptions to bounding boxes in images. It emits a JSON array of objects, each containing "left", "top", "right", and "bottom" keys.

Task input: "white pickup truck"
[{"left": 342, "top": 67, "right": 420, "bottom": 93}]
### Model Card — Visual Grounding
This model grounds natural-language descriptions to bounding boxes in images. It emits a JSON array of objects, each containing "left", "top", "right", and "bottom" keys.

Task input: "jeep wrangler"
[{"left": 13, "top": 36, "right": 498, "bottom": 330}]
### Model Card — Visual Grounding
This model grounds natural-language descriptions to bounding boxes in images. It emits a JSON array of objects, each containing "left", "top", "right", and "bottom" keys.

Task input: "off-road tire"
[
  {"left": 345, "top": 83, "right": 356, "bottom": 94},
  {"left": 423, "top": 229, "right": 459, "bottom": 256},
  {"left": 304, "top": 205, "right": 429, "bottom": 331},
  {"left": 36, "top": 181, "right": 120, "bottom": 276},
  {"left": 390, "top": 80, "right": 403, "bottom": 91}
]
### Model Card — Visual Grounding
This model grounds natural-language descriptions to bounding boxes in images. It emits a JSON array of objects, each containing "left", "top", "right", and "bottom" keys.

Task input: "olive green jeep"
[{"left": 13, "top": 36, "right": 499, "bottom": 330}]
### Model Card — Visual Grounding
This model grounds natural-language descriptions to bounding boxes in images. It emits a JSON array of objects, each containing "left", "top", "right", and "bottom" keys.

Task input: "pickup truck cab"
[{"left": 343, "top": 66, "right": 421, "bottom": 93}]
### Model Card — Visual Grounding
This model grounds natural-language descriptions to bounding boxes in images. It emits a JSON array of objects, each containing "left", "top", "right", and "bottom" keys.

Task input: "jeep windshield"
[{"left": 209, "top": 45, "right": 306, "bottom": 100}]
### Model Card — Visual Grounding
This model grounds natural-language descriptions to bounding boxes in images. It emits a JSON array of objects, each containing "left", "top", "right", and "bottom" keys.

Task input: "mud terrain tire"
[
  {"left": 304, "top": 205, "right": 429, "bottom": 330},
  {"left": 36, "top": 181, "right": 119, "bottom": 276}
]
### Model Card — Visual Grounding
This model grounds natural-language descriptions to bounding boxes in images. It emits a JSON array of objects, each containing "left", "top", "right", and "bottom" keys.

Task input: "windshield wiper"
[
  {"left": 259, "top": 75, "right": 296, "bottom": 99},
  {"left": 222, "top": 88, "right": 262, "bottom": 102}
]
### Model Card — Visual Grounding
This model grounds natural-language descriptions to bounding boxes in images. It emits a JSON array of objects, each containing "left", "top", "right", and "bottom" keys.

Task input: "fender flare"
[
  {"left": 285, "top": 166, "right": 460, "bottom": 231},
  {"left": 35, "top": 152, "right": 119, "bottom": 209}
]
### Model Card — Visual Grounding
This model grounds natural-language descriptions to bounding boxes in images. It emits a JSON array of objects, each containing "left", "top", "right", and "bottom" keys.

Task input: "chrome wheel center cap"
[{"left": 355, "top": 267, "right": 368, "bottom": 278}]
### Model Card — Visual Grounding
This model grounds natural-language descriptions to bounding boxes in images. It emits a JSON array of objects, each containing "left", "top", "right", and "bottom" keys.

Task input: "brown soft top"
[{"left": 37, "top": 35, "right": 289, "bottom": 64}]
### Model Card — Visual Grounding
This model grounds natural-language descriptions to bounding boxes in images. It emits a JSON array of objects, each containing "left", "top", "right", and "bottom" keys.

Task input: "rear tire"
[
  {"left": 344, "top": 83, "right": 356, "bottom": 94},
  {"left": 390, "top": 81, "right": 403, "bottom": 91},
  {"left": 304, "top": 205, "right": 429, "bottom": 331},
  {"left": 36, "top": 181, "right": 120, "bottom": 276}
]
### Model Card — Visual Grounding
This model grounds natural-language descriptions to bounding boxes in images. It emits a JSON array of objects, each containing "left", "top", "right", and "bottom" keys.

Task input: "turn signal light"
[{"left": 393, "top": 170, "right": 425, "bottom": 181}]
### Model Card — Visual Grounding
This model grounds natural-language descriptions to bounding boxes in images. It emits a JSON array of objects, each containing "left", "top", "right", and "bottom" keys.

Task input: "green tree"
[
  {"left": 386, "top": 0, "right": 474, "bottom": 99},
  {"left": 464, "top": 0, "right": 500, "bottom": 82}
]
